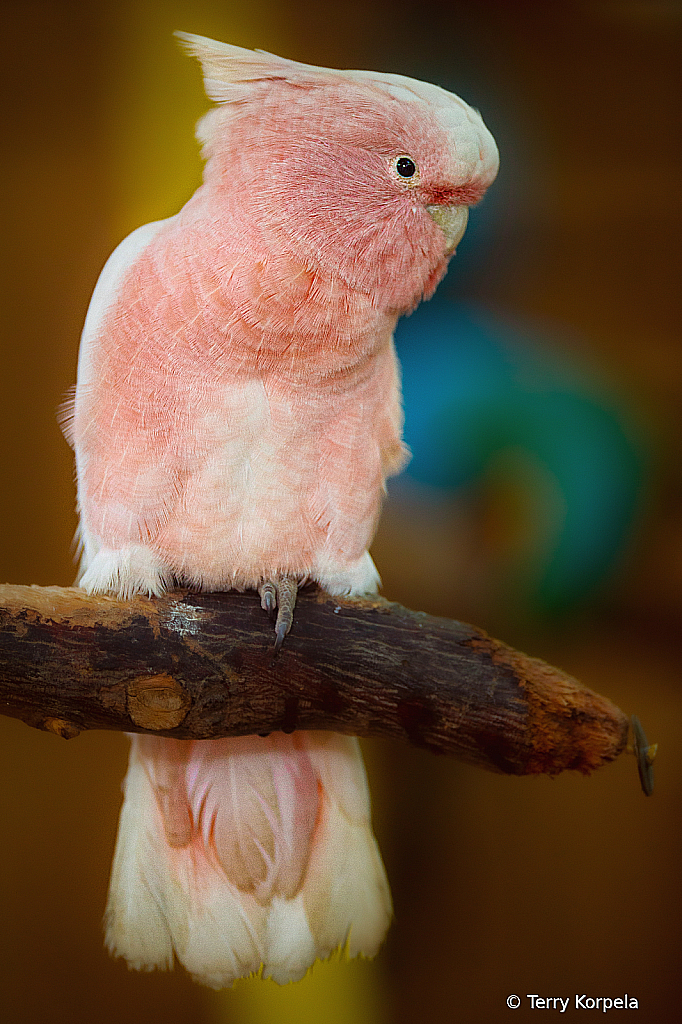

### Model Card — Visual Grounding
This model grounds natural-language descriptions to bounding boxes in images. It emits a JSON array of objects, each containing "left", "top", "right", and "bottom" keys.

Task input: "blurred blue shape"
[{"left": 394, "top": 298, "right": 646, "bottom": 614}]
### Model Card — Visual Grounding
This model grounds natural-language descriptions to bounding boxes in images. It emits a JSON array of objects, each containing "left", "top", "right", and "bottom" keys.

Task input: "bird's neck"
[{"left": 171, "top": 190, "right": 401, "bottom": 379}]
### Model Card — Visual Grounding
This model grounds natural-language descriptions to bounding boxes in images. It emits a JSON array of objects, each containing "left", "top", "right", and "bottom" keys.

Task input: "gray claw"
[
  {"left": 273, "top": 576, "right": 297, "bottom": 651},
  {"left": 259, "top": 580, "right": 277, "bottom": 618},
  {"left": 259, "top": 576, "right": 298, "bottom": 651},
  {"left": 274, "top": 619, "right": 289, "bottom": 652}
]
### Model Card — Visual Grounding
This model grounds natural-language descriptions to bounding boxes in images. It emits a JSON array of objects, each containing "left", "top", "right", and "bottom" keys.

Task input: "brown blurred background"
[{"left": 1, "top": 1, "right": 680, "bottom": 1022}]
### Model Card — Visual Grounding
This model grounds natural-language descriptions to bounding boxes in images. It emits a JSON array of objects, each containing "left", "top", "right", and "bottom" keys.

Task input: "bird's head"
[{"left": 177, "top": 33, "right": 499, "bottom": 312}]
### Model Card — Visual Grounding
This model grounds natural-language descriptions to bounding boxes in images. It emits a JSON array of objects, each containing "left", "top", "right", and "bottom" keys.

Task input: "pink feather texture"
[{"left": 67, "top": 32, "right": 498, "bottom": 986}]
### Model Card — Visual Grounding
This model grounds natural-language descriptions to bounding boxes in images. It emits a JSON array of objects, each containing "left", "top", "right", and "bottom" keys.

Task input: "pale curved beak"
[{"left": 426, "top": 204, "right": 469, "bottom": 253}]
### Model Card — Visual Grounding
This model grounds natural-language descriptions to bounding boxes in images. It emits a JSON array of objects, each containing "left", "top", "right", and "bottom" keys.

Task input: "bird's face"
[{"left": 209, "top": 73, "right": 498, "bottom": 310}]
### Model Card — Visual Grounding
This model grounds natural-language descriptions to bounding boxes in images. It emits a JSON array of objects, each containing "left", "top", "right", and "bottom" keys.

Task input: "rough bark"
[{"left": 0, "top": 583, "right": 628, "bottom": 777}]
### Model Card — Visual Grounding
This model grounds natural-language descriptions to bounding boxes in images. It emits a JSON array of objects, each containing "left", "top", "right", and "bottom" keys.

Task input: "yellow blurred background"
[{"left": 1, "top": 1, "right": 680, "bottom": 1021}]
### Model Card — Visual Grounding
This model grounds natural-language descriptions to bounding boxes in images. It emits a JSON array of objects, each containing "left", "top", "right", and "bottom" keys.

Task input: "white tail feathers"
[{"left": 105, "top": 732, "right": 391, "bottom": 988}]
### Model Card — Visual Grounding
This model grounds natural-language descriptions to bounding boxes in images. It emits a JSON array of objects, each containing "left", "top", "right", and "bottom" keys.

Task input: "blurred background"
[{"left": 1, "top": 0, "right": 680, "bottom": 1021}]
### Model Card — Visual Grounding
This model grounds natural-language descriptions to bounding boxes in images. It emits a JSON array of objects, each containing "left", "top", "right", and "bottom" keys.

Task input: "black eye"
[{"left": 395, "top": 156, "right": 417, "bottom": 179}]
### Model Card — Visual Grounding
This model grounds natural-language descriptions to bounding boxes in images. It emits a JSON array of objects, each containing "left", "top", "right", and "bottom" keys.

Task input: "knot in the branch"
[
  {"left": 44, "top": 717, "right": 81, "bottom": 739},
  {"left": 126, "top": 673, "right": 190, "bottom": 730}
]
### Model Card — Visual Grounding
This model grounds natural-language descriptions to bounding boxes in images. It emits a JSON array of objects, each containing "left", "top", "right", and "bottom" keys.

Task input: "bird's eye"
[{"left": 392, "top": 155, "right": 419, "bottom": 182}]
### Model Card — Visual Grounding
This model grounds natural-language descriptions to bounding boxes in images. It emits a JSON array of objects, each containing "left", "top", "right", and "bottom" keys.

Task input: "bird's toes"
[
  {"left": 259, "top": 575, "right": 298, "bottom": 649},
  {"left": 258, "top": 579, "right": 278, "bottom": 618}
]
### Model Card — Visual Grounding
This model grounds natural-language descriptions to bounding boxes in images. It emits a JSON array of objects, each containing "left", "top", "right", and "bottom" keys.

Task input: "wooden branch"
[{"left": 0, "top": 583, "right": 628, "bottom": 778}]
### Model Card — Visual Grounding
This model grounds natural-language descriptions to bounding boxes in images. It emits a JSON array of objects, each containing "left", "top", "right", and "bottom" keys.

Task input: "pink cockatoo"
[{"left": 66, "top": 33, "right": 498, "bottom": 987}]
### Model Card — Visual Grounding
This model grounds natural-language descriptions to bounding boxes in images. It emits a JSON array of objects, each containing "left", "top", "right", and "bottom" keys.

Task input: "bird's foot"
[{"left": 258, "top": 576, "right": 299, "bottom": 651}]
